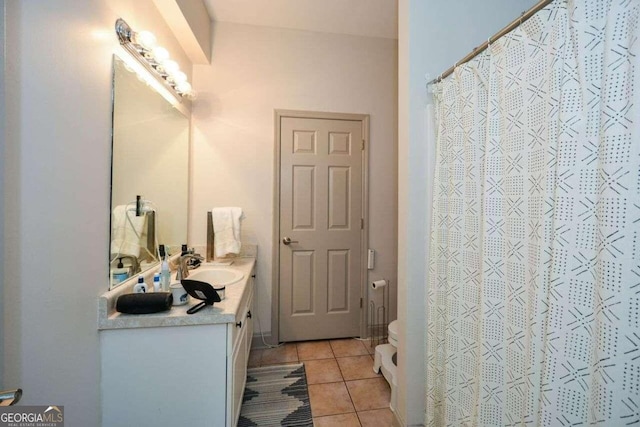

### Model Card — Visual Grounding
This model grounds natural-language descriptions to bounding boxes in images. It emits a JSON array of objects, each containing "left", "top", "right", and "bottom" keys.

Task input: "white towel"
[
  {"left": 111, "top": 205, "right": 146, "bottom": 258},
  {"left": 212, "top": 207, "right": 243, "bottom": 257}
]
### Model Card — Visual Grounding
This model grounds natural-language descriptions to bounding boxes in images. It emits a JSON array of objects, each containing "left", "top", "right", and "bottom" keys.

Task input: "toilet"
[{"left": 373, "top": 319, "right": 398, "bottom": 412}]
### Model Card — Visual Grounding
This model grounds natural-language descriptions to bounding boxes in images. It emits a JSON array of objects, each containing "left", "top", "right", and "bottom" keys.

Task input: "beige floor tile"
[
  {"left": 346, "top": 378, "right": 391, "bottom": 411},
  {"left": 260, "top": 343, "right": 298, "bottom": 365},
  {"left": 314, "top": 412, "right": 361, "bottom": 427},
  {"left": 308, "top": 382, "right": 355, "bottom": 417},
  {"left": 297, "top": 340, "right": 334, "bottom": 361},
  {"left": 337, "top": 355, "right": 380, "bottom": 381},
  {"left": 363, "top": 340, "right": 378, "bottom": 355},
  {"left": 330, "top": 339, "right": 369, "bottom": 357},
  {"left": 305, "top": 359, "right": 343, "bottom": 384},
  {"left": 247, "top": 348, "right": 263, "bottom": 368},
  {"left": 357, "top": 408, "right": 394, "bottom": 427}
]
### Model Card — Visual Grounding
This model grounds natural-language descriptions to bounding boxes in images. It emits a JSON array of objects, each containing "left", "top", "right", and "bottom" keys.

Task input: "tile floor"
[{"left": 248, "top": 339, "right": 393, "bottom": 427}]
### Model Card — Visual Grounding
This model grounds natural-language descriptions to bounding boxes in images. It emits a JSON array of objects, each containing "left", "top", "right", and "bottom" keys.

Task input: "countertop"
[{"left": 98, "top": 257, "right": 256, "bottom": 330}]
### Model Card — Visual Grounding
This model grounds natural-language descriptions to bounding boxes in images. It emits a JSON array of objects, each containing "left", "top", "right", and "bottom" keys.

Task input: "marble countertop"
[{"left": 98, "top": 257, "right": 256, "bottom": 330}]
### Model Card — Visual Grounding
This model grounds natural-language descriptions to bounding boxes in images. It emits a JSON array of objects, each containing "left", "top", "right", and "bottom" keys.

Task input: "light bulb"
[
  {"left": 162, "top": 60, "right": 180, "bottom": 75},
  {"left": 176, "top": 81, "right": 192, "bottom": 94},
  {"left": 134, "top": 31, "right": 157, "bottom": 50},
  {"left": 151, "top": 46, "right": 169, "bottom": 64},
  {"left": 170, "top": 71, "right": 187, "bottom": 84}
]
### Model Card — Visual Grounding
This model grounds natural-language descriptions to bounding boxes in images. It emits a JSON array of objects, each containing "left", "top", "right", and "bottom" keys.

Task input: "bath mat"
[{"left": 238, "top": 363, "right": 312, "bottom": 427}]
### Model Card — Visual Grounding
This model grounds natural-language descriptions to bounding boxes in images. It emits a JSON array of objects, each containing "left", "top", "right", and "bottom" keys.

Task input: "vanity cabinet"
[
  {"left": 100, "top": 264, "right": 255, "bottom": 427},
  {"left": 228, "top": 274, "right": 254, "bottom": 426}
]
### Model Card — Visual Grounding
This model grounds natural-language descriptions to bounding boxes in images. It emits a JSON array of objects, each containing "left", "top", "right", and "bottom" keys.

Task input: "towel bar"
[{"left": 0, "top": 389, "right": 22, "bottom": 406}]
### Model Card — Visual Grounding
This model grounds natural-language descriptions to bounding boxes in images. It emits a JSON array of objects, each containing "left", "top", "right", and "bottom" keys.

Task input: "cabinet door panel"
[
  {"left": 230, "top": 323, "right": 248, "bottom": 426},
  {"left": 102, "top": 325, "right": 227, "bottom": 427}
]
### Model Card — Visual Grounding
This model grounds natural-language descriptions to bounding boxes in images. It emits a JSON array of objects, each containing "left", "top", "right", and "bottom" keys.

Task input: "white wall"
[
  {"left": 190, "top": 22, "right": 398, "bottom": 338},
  {"left": 3, "top": 2, "right": 191, "bottom": 425},
  {"left": 397, "top": 0, "right": 538, "bottom": 425}
]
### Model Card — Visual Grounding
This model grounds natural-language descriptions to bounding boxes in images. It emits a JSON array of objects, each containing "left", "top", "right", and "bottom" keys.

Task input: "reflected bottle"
[
  {"left": 159, "top": 244, "right": 171, "bottom": 292},
  {"left": 112, "top": 258, "right": 129, "bottom": 285}
]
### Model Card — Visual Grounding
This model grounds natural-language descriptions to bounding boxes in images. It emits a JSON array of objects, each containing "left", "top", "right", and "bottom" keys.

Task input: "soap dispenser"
[
  {"left": 112, "top": 258, "right": 129, "bottom": 284},
  {"left": 133, "top": 276, "right": 148, "bottom": 293}
]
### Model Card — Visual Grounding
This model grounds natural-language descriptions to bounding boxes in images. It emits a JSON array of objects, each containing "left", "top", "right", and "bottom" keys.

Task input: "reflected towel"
[
  {"left": 212, "top": 207, "right": 242, "bottom": 257},
  {"left": 111, "top": 205, "right": 146, "bottom": 258}
]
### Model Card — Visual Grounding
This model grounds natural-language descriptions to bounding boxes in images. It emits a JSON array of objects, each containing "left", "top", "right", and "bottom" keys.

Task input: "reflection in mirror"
[{"left": 109, "top": 54, "right": 189, "bottom": 289}]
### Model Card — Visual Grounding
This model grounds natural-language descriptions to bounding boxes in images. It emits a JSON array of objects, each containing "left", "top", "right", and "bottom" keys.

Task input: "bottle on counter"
[
  {"left": 133, "top": 276, "right": 148, "bottom": 293},
  {"left": 153, "top": 273, "right": 161, "bottom": 292}
]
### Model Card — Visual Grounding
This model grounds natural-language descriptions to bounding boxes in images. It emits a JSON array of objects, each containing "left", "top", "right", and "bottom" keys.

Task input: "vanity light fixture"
[{"left": 115, "top": 18, "right": 196, "bottom": 101}]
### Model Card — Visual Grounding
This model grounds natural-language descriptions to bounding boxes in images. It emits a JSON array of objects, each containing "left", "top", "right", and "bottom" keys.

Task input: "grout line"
[
  {"left": 328, "top": 341, "right": 336, "bottom": 358},
  {"left": 342, "top": 350, "right": 358, "bottom": 412},
  {"left": 337, "top": 355, "right": 345, "bottom": 382},
  {"left": 308, "top": 382, "right": 351, "bottom": 388},
  {"left": 299, "top": 357, "right": 336, "bottom": 361},
  {"left": 354, "top": 410, "right": 364, "bottom": 427},
  {"left": 335, "top": 355, "right": 346, "bottom": 382}
]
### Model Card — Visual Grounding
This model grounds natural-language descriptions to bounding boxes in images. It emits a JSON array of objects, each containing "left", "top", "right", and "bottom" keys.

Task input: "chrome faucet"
[{"left": 176, "top": 253, "right": 204, "bottom": 281}]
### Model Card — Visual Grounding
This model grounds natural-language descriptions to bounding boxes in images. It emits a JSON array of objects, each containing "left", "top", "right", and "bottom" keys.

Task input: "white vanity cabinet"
[
  {"left": 99, "top": 260, "right": 255, "bottom": 427},
  {"left": 227, "top": 274, "right": 254, "bottom": 426}
]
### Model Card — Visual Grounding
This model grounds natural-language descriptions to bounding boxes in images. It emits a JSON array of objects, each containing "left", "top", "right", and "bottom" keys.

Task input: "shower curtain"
[{"left": 427, "top": 1, "right": 640, "bottom": 426}]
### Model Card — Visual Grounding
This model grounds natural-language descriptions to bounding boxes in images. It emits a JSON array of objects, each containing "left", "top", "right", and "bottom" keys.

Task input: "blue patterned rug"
[{"left": 238, "top": 363, "right": 312, "bottom": 427}]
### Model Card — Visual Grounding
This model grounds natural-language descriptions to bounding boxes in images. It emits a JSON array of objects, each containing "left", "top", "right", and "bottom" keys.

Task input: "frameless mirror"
[{"left": 109, "top": 54, "right": 189, "bottom": 289}]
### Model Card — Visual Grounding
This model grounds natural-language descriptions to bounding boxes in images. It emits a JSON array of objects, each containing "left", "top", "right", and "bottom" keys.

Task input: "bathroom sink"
[{"left": 187, "top": 267, "right": 244, "bottom": 286}]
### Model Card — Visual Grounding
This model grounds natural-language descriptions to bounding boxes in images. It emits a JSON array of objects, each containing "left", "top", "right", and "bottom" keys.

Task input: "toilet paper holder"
[{"left": 369, "top": 279, "right": 389, "bottom": 349}]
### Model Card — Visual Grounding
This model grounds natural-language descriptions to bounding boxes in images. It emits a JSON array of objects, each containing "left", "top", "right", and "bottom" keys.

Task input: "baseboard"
[
  {"left": 251, "top": 332, "right": 276, "bottom": 349},
  {"left": 392, "top": 408, "right": 404, "bottom": 427}
]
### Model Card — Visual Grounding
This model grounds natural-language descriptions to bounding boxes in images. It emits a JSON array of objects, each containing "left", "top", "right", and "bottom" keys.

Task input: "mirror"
[{"left": 109, "top": 54, "right": 189, "bottom": 289}]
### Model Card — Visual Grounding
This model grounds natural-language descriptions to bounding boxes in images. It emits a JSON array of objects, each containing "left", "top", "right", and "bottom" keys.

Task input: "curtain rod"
[{"left": 428, "top": 0, "right": 554, "bottom": 86}]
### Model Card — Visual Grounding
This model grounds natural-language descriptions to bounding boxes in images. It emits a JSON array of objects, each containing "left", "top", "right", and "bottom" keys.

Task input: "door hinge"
[
  {"left": 361, "top": 218, "right": 364, "bottom": 229},
  {"left": 360, "top": 298, "right": 363, "bottom": 308},
  {"left": 361, "top": 139, "right": 365, "bottom": 150}
]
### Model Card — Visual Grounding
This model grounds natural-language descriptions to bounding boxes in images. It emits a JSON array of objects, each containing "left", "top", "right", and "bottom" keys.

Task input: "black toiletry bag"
[{"left": 116, "top": 292, "right": 173, "bottom": 314}]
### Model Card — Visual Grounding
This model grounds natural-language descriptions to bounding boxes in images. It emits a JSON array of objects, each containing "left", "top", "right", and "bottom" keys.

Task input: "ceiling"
[{"left": 202, "top": 0, "right": 398, "bottom": 40}]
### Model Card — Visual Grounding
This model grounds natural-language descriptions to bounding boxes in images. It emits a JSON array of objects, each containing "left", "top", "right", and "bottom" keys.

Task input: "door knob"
[{"left": 282, "top": 237, "right": 299, "bottom": 245}]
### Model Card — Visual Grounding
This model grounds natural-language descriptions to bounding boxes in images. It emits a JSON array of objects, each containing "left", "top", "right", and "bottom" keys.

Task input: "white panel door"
[{"left": 279, "top": 116, "right": 363, "bottom": 341}]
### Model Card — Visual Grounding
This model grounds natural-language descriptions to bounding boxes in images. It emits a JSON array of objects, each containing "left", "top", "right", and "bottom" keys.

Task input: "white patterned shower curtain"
[{"left": 427, "top": 1, "right": 640, "bottom": 426}]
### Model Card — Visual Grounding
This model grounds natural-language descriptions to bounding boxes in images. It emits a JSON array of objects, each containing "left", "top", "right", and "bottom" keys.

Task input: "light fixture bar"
[
  {"left": 114, "top": 18, "right": 195, "bottom": 101},
  {"left": 115, "top": 47, "right": 180, "bottom": 107}
]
